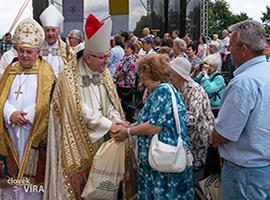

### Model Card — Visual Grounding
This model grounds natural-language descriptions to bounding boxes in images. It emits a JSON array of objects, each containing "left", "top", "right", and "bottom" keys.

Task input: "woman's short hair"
[
  {"left": 187, "top": 43, "right": 198, "bottom": 53},
  {"left": 134, "top": 40, "right": 143, "bottom": 48},
  {"left": 173, "top": 38, "right": 187, "bottom": 50},
  {"left": 200, "top": 36, "right": 207, "bottom": 44},
  {"left": 125, "top": 42, "right": 135, "bottom": 52},
  {"left": 114, "top": 35, "right": 124, "bottom": 46},
  {"left": 68, "top": 29, "right": 83, "bottom": 41},
  {"left": 130, "top": 36, "right": 139, "bottom": 44},
  {"left": 137, "top": 54, "right": 171, "bottom": 83},
  {"left": 157, "top": 46, "right": 174, "bottom": 59},
  {"left": 203, "top": 54, "right": 222, "bottom": 69}
]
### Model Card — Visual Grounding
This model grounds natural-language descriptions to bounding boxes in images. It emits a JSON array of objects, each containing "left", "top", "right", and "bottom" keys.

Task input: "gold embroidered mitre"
[{"left": 14, "top": 18, "right": 44, "bottom": 48}]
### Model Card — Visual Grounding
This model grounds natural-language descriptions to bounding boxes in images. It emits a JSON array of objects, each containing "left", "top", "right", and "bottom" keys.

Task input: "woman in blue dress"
[{"left": 112, "top": 54, "right": 195, "bottom": 200}]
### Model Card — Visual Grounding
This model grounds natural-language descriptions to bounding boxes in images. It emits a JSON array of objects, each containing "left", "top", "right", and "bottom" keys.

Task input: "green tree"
[
  {"left": 208, "top": 0, "right": 249, "bottom": 37},
  {"left": 261, "top": 5, "right": 270, "bottom": 33},
  {"left": 232, "top": 12, "right": 250, "bottom": 23},
  {"left": 133, "top": 15, "right": 150, "bottom": 37}
]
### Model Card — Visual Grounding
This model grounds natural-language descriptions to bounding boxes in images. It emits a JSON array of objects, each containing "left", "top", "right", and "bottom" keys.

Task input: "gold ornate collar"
[{"left": 9, "top": 60, "right": 40, "bottom": 74}]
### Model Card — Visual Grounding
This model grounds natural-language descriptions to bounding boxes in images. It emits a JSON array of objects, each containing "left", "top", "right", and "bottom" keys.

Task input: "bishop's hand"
[
  {"left": 109, "top": 120, "right": 130, "bottom": 140},
  {"left": 112, "top": 125, "right": 128, "bottom": 142},
  {"left": 115, "top": 119, "right": 130, "bottom": 128},
  {"left": 10, "top": 111, "right": 29, "bottom": 126}
]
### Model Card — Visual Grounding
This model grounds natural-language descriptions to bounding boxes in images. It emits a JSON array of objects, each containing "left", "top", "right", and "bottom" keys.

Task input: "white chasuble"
[
  {"left": 78, "top": 58, "right": 121, "bottom": 143},
  {"left": 42, "top": 42, "right": 64, "bottom": 77},
  {"left": 3, "top": 74, "right": 37, "bottom": 165}
]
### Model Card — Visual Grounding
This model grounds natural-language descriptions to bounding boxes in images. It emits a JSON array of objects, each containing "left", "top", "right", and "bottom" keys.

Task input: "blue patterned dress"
[{"left": 137, "top": 83, "right": 195, "bottom": 200}]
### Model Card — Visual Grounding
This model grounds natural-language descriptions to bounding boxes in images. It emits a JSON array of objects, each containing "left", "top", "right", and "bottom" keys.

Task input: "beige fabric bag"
[
  {"left": 81, "top": 139, "right": 125, "bottom": 200},
  {"left": 199, "top": 174, "right": 221, "bottom": 200}
]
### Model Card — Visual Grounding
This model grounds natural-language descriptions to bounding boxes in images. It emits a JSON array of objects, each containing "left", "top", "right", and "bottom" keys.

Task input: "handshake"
[{"left": 109, "top": 119, "right": 134, "bottom": 142}]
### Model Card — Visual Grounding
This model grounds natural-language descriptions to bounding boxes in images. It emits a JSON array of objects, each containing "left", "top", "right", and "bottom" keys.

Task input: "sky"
[{"left": 0, "top": 0, "right": 268, "bottom": 36}]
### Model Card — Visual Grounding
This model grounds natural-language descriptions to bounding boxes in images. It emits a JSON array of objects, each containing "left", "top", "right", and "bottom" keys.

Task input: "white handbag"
[{"left": 148, "top": 84, "right": 193, "bottom": 173}]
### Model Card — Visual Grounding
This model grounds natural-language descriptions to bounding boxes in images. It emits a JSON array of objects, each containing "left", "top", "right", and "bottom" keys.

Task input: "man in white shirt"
[
  {"left": 141, "top": 36, "right": 156, "bottom": 55},
  {"left": 172, "top": 30, "right": 180, "bottom": 40},
  {"left": 220, "top": 30, "right": 230, "bottom": 58},
  {"left": 220, "top": 29, "right": 234, "bottom": 81}
]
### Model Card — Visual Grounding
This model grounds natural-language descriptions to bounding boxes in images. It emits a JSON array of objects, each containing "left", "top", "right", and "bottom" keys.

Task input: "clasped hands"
[
  {"left": 109, "top": 119, "right": 132, "bottom": 142},
  {"left": 10, "top": 111, "right": 29, "bottom": 126}
]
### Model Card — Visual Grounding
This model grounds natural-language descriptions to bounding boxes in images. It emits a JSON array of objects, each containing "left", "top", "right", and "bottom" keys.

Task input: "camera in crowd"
[{"left": 198, "top": 61, "right": 207, "bottom": 70}]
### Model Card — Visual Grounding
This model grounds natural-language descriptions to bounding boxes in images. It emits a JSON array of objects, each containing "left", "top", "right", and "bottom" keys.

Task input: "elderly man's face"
[
  {"left": 44, "top": 27, "right": 60, "bottom": 45},
  {"left": 83, "top": 51, "right": 109, "bottom": 72},
  {"left": 142, "top": 28, "right": 149, "bottom": 37},
  {"left": 17, "top": 46, "right": 40, "bottom": 68},
  {"left": 222, "top": 31, "right": 228, "bottom": 38},
  {"left": 209, "top": 45, "right": 218, "bottom": 54},
  {"left": 229, "top": 32, "right": 244, "bottom": 67}
]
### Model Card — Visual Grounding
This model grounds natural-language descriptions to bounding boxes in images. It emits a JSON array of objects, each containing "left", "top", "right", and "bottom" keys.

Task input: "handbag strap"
[{"left": 165, "top": 84, "right": 183, "bottom": 143}]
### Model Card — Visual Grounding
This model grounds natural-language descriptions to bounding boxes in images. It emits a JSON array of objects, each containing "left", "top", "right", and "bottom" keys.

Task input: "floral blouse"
[
  {"left": 180, "top": 80, "right": 214, "bottom": 169},
  {"left": 114, "top": 55, "right": 136, "bottom": 88},
  {"left": 136, "top": 83, "right": 194, "bottom": 199}
]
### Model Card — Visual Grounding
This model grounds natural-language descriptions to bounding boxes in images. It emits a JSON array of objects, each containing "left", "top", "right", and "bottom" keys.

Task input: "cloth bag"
[
  {"left": 148, "top": 84, "right": 193, "bottom": 173},
  {"left": 199, "top": 174, "right": 221, "bottom": 200},
  {"left": 81, "top": 139, "right": 125, "bottom": 200}
]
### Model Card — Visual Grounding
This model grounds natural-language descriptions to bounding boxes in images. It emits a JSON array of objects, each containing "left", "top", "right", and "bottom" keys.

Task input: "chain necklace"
[
  {"left": 14, "top": 73, "right": 29, "bottom": 100},
  {"left": 89, "top": 84, "right": 103, "bottom": 112}
]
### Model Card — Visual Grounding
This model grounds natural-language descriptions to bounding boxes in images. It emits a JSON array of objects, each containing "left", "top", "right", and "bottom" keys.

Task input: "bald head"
[{"left": 142, "top": 27, "right": 150, "bottom": 37}]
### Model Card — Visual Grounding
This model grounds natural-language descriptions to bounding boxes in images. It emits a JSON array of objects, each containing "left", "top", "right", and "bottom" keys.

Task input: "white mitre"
[
  {"left": 14, "top": 17, "right": 45, "bottom": 48},
  {"left": 84, "top": 14, "right": 112, "bottom": 54},
  {"left": 39, "top": 4, "right": 64, "bottom": 27}
]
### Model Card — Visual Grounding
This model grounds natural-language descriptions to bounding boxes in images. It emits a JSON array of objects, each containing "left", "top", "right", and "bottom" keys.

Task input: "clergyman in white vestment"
[
  {"left": 39, "top": 4, "right": 73, "bottom": 77},
  {"left": 0, "top": 18, "right": 56, "bottom": 200}
]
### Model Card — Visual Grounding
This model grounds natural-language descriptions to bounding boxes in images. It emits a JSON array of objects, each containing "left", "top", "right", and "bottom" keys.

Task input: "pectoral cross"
[{"left": 15, "top": 86, "right": 23, "bottom": 100}]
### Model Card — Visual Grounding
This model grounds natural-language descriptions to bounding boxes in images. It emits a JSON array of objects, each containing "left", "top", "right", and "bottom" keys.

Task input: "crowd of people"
[{"left": 0, "top": 4, "right": 270, "bottom": 200}]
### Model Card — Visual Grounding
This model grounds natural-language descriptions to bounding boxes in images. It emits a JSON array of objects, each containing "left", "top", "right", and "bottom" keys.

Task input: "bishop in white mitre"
[
  {"left": 39, "top": 4, "right": 73, "bottom": 77},
  {"left": 44, "top": 14, "right": 138, "bottom": 200},
  {"left": 0, "top": 18, "right": 56, "bottom": 200}
]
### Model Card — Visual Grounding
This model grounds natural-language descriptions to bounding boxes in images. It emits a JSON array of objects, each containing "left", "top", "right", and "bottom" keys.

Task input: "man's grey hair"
[
  {"left": 222, "top": 29, "right": 229, "bottom": 34},
  {"left": 130, "top": 36, "right": 139, "bottom": 44},
  {"left": 228, "top": 20, "right": 267, "bottom": 54},
  {"left": 173, "top": 38, "right": 187, "bottom": 50}
]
